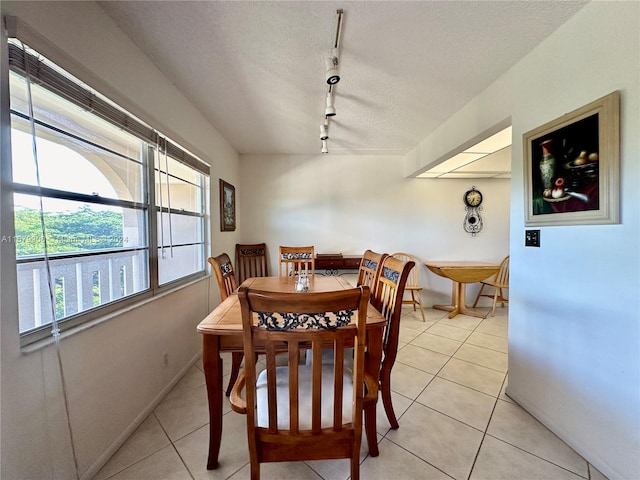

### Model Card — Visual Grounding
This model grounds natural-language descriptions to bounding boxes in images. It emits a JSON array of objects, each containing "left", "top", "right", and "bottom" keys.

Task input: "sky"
[{"left": 11, "top": 129, "right": 119, "bottom": 213}]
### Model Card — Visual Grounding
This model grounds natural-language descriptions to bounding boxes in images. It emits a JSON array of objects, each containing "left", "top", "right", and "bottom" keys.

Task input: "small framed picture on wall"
[{"left": 219, "top": 179, "right": 236, "bottom": 231}]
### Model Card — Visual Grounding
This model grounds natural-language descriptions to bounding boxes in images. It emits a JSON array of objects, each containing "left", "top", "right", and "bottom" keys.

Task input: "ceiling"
[{"left": 98, "top": 1, "right": 587, "bottom": 162}]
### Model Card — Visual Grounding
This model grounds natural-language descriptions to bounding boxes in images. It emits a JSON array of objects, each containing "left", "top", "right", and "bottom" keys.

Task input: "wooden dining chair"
[
  {"left": 230, "top": 244, "right": 270, "bottom": 394},
  {"left": 357, "top": 250, "right": 388, "bottom": 297},
  {"left": 390, "top": 252, "right": 426, "bottom": 322},
  {"left": 208, "top": 253, "right": 237, "bottom": 300},
  {"left": 279, "top": 245, "right": 315, "bottom": 277},
  {"left": 236, "top": 243, "right": 269, "bottom": 284},
  {"left": 208, "top": 253, "right": 244, "bottom": 396},
  {"left": 473, "top": 255, "right": 509, "bottom": 317},
  {"left": 364, "top": 255, "right": 414, "bottom": 456},
  {"left": 230, "top": 286, "right": 372, "bottom": 480},
  {"left": 306, "top": 250, "right": 388, "bottom": 369}
]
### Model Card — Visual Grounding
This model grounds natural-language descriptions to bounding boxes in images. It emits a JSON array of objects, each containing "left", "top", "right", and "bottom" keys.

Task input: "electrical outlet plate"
[{"left": 525, "top": 229, "right": 540, "bottom": 247}]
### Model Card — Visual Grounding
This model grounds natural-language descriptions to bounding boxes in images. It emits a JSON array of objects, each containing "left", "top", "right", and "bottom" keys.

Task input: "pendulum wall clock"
[{"left": 463, "top": 186, "right": 484, "bottom": 236}]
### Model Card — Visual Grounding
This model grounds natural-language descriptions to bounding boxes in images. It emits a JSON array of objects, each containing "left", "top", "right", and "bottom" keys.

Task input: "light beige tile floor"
[{"left": 94, "top": 304, "right": 609, "bottom": 480}]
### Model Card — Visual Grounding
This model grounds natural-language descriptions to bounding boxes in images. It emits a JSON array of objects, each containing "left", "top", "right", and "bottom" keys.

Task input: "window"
[
  {"left": 6, "top": 41, "right": 210, "bottom": 344},
  {"left": 156, "top": 155, "right": 206, "bottom": 284}
]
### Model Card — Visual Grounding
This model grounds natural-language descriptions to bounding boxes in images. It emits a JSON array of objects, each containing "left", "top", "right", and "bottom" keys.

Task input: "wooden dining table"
[
  {"left": 197, "top": 275, "right": 386, "bottom": 469},
  {"left": 424, "top": 261, "right": 500, "bottom": 318}
]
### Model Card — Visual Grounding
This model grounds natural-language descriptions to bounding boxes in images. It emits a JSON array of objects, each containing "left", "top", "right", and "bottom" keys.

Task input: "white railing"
[{"left": 17, "top": 250, "right": 148, "bottom": 334}]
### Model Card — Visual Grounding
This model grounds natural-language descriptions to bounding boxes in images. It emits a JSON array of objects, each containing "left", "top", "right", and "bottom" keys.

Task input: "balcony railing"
[{"left": 17, "top": 250, "right": 148, "bottom": 334}]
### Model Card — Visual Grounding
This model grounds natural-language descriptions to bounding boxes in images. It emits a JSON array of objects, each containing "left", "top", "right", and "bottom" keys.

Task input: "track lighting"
[
  {"left": 325, "top": 53, "right": 340, "bottom": 85},
  {"left": 319, "top": 9, "right": 344, "bottom": 154},
  {"left": 320, "top": 122, "right": 329, "bottom": 140},
  {"left": 325, "top": 91, "right": 336, "bottom": 117}
]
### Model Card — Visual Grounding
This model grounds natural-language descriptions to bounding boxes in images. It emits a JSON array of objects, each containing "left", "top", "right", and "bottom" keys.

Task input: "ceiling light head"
[
  {"left": 321, "top": 140, "right": 329, "bottom": 154},
  {"left": 325, "top": 56, "right": 340, "bottom": 85},
  {"left": 326, "top": 68, "right": 340, "bottom": 85},
  {"left": 325, "top": 91, "right": 336, "bottom": 117},
  {"left": 320, "top": 123, "right": 329, "bottom": 140}
]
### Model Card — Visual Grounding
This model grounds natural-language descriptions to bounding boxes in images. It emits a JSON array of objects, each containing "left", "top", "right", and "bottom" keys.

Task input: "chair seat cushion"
[
  {"left": 305, "top": 348, "right": 354, "bottom": 368},
  {"left": 256, "top": 365, "right": 353, "bottom": 430}
]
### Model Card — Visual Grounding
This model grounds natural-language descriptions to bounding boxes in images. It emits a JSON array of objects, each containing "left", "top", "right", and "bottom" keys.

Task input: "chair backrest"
[
  {"left": 356, "top": 250, "right": 388, "bottom": 297},
  {"left": 208, "top": 253, "right": 237, "bottom": 301},
  {"left": 390, "top": 252, "right": 419, "bottom": 287},
  {"left": 237, "top": 285, "right": 370, "bottom": 478},
  {"left": 279, "top": 245, "right": 315, "bottom": 277},
  {"left": 372, "top": 256, "right": 415, "bottom": 372},
  {"left": 236, "top": 243, "right": 269, "bottom": 284},
  {"left": 493, "top": 255, "right": 510, "bottom": 287}
]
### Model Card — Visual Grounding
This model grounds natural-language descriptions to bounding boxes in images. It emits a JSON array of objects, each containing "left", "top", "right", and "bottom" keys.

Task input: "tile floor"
[{"left": 94, "top": 305, "right": 609, "bottom": 480}]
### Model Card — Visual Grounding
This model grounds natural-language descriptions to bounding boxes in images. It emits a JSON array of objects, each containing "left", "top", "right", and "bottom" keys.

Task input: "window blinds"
[{"left": 8, "top": 42, "right": 210, "bottom": 176}]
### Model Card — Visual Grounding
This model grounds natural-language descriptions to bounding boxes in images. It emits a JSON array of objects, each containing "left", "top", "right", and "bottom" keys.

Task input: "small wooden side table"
[{"left": 424, "top": 261, "right": 500, "bottom": 318}]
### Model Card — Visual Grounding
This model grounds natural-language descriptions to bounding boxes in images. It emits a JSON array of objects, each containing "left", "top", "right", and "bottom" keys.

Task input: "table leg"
[
  {"left": 434, "top": 282, "right": 485, "bottom": 318},
  {"left": 364, "top": 326, "right": 384, "bottom": 457},
  {"left": 433, "top": 282, "right": 458, "bottom": 314},
  {"left": 455, "top": 283, "right": 488, "bottom": 318},
  {"left": 446, "top": 283, "right": 464, "bottom": 318},
  {"left": 203, "top": 335, "right": 223, "bottom": 470}
]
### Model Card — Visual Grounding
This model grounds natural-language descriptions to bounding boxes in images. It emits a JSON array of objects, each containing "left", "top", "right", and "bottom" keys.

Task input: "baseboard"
[
  {"left": 80, "top": 350, "right": 202, "bottom": 480},
  {"left": 504, "top": 385, "right": 625, "bottom": 480}
]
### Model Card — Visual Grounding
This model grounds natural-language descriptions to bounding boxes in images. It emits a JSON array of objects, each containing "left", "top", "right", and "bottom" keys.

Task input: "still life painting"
[{"left": 524, "top": 91, "right": 619, "bottom": 226}]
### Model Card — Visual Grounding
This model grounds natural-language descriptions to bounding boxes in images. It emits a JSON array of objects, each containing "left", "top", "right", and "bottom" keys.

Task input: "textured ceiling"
[{"left": 98, "top": 1, "right": 587, "bottom": 156}]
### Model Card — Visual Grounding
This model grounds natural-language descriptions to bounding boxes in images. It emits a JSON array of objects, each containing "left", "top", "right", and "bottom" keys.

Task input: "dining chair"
[
  {"left": 208, "top": 253, "right": 237, "bottom": 301},
  {"left": 230, "top": 285, "right": 372, "bottom": 480},
  {"left": 473, "top": 255, "right": 509, "bottom": 317},
  {"left": 208, "top": 253, "right": 244, "bottom": 396},
  {"left": 236, "top": 243, "right": 269, "bottom": 284},
  {"left": 390, "top": 252, "right": 426, "bottom": 322},
  {"left": 364, "top": 255, "right": 414, "bottom": 456},
  {"left": 356, "top": 249, "right": 388, "bottom": 297},
  {"left": 305, "top": 250, "right": 388, "bottom": 369},
  {"left": 232, "top": 243, "right": 270, "bottom": 394},
  {"left": 279, "top": 245, "right": 315, "bottom": 277}
]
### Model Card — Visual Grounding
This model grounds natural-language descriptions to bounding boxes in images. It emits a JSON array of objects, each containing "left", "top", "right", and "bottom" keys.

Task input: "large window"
[{"left": 6, "top": 41, "right": 210, "bottom": 344}]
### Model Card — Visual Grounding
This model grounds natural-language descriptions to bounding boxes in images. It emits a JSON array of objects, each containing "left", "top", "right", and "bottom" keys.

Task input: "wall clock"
[{"left": 463, "top": 186, "right": 484, "bottom": 236}]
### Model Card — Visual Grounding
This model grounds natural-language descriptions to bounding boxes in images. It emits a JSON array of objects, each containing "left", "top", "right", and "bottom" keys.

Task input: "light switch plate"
[{"left": 525, "top": 229, "right": 540, "bottom": 247}]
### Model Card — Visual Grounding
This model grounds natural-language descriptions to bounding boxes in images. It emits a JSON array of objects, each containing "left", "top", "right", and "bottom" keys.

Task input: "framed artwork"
[
  {"left": 523, "top": 91, "right": 619, "bottom": 226},
  {"left": 219, "top": 179, "right": 236, "bottom": 231}
]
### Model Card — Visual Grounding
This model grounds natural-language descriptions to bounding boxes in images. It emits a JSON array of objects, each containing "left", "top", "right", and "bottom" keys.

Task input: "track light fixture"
[
  {"left": 320, "top": 121, "right": 329, "bottom": 140},
  {"left": 325, "top": 90, "right": 336, "bottom": 117},
  {"left": 319, "top": 9, "right": 344, "bottom": 154},
  {"left": 325, "top": 50, "right": 340, "bottom": 85}
]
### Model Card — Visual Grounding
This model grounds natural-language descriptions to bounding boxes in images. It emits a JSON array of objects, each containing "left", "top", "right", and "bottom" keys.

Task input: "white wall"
[
  {"left": 405, "top": 3, "right": 640, "bottom": 479},
  {"left": 240, "top": 153, "right": 511, "bottom": 304},
  {"left": 0, "top": 2, "right": 240, "bottom": 479}
]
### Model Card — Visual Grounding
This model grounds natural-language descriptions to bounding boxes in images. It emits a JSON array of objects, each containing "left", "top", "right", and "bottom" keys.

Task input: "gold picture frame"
[
  {"left": 219, "top": 179, "right": 236, "bottom": 231},
  {"left": 523, "top": 91, "right": 619, "bottom": 226}
]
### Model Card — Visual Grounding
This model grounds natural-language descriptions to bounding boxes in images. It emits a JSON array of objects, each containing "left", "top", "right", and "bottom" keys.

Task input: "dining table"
[
  {"left": 424, "top": 261, "right": 500, "bottom": 319},
  {"left": 197, "top": 275, "right": 387, "bottom": 469}
]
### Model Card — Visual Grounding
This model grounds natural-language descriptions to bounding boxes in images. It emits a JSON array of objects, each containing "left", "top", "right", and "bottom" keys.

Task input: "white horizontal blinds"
[{"left": 8, "top": 42, "right": 210, "bottom": 177}]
